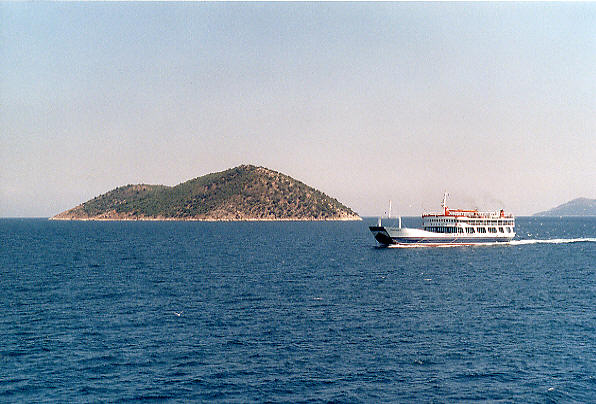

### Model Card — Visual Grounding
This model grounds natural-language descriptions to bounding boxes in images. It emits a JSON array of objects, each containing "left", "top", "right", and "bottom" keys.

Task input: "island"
[
  {"left": 533, "top": 197, "right": 596, "bottom": 217},
  {"left": 51, "top": 165, "right": 361, "bottom": 221}
]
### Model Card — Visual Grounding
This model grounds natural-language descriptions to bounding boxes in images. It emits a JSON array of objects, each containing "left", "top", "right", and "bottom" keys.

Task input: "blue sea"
[{"left": 1, "top": 217, "right": 595, "bottom": 403}]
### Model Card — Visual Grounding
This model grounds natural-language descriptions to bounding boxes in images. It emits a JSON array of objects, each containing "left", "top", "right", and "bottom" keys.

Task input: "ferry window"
[
  {"left": 458, "top": 228, "right": 463, "bottom": 233},
  {"left": 499, "top": 227, "right": 504, "bottom": 233},
  {"left": 505, "top": 227, "right": 510, "bottom": 233},
  {"left": 489, "top": 227, "right": 497, "bottom": 233}
]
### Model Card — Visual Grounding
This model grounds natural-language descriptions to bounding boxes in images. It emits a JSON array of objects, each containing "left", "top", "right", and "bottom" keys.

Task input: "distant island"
[
  {"left": 51, "top": 165, "right": 361, "bottom": 221},
  {"left": 533, "top": 197, "right": 596, "bottom": 217}
]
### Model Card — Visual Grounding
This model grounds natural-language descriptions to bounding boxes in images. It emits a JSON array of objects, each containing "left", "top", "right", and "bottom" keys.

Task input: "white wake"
[{"left": 508, "top": 238, "right": 596, "bottom": 246}]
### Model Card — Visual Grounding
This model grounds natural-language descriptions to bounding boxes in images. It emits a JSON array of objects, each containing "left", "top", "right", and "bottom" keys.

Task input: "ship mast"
[{"left": 442, "top": 192, "right": 449, "bottom": 215}]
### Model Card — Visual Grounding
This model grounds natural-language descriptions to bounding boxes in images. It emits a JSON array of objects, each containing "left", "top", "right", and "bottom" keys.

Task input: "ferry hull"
[{"left": 370, "top": 226, "right": 514, "bottom": 247}]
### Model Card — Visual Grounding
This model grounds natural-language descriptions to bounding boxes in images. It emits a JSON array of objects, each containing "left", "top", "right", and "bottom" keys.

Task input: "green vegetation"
[{"left": 53, "top": 165, "right": 361, "bottom": 221}]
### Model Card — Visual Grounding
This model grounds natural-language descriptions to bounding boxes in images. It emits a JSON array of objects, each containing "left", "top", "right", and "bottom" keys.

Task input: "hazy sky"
[{"left": 2, "top": 2, "right": 595, "bottom": 217}]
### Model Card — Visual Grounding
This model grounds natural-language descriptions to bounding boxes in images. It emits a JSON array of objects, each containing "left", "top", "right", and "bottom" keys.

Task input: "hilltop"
[
  {"left": 51, "top": 165, "right": 361, "bottom": 221},
  {"left": 533, "top": 197, "right": 596, "bottom": 217}
]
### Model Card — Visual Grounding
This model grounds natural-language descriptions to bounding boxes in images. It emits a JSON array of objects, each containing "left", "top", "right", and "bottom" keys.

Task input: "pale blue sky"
[{"left": 1, "top": 2, "right": 595, "bottom": 217}]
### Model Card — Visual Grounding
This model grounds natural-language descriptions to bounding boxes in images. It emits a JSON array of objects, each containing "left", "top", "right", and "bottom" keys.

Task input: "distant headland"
[
  {"left": 51, "top": 165, "right": 361, "bottom": 221},
  {"left": 533, "top": 197, "right": 596, "bottom": 217}
]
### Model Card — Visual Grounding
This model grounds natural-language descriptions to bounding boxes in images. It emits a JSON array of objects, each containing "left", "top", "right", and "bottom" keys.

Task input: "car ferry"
[{"left": 370, "top": 193, "right": 515, "bottom": 247}]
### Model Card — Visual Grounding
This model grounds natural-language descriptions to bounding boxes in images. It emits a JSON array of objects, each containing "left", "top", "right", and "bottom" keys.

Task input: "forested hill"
[
  {"left": 533, "top": 198, "right": 596, "bottom": 216},
  {"left": 51, "top": 165, "right": 361, "bottom": 221}
]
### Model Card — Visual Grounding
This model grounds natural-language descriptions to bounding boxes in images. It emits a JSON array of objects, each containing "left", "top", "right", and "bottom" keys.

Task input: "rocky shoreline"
[{"left": 49, "top": 216, "right": 361, "bottom": 222}]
